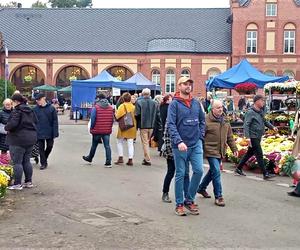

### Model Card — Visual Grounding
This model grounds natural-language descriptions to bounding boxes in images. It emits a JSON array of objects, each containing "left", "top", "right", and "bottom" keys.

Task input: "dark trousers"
[
  {"left": 237, "top": 138, "right": 266, "bottom": 175},
  {"left": 295, "top": 182, "right": 300, "bottom": 194},
  {"left": 9, "top": 145, "right": 33, "bottom": 185},
  {"left": 38, "top": 139, "right": 54, "bottom": 166},
  {"left": 162, "top": 159, "right": 176, "bottom": 193}
]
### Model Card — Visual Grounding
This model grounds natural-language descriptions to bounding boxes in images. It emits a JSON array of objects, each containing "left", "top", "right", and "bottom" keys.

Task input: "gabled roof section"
[
  {"left": 0, "top": 8, "right": 231, "bottom": 53},
  {"left": 239, "top": 0, "right": 251, "bottom": 7},
  {"left": 294, "top": 0, "right": 300, "bottom": 6}
]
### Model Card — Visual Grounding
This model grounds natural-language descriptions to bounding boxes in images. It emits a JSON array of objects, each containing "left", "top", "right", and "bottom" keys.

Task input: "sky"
[{"left": 0, "top": 0, "right": 230, "bottom": 8}]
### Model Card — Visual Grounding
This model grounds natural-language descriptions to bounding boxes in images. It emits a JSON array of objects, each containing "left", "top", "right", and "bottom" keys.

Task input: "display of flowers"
[
  {"left": 264, "top": 80, "right": 298, "bottom": 94},
  {"left": 234, "top": 82, "right": 257, "bottom": 93},
  {"left": 0, "top": 165, "right": 13, "bottom": 198},
  {"left": 226, "top": 134, "right": 294, "bottom": 175},
  {"left": 274, "top": 115, "right": 289, "bottom": 122},
  {"left": 285, "top": 98, "right": 296, "bottom": 109},
  {"left": 69, "top": 75, "right": 77, "bottom": 81},
  {"left": 24, "top": 75, "right": 33, "bottom": 82}
]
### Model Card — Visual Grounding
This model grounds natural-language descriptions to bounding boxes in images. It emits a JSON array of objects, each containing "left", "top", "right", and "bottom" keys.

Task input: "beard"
[{"left": 180, "top": 88, "right": 191, "bottom": 95}]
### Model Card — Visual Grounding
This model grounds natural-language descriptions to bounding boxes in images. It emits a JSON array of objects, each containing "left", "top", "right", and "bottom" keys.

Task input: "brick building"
[{"left": 0, "top": 1, "right": 299, "bottom": 97}]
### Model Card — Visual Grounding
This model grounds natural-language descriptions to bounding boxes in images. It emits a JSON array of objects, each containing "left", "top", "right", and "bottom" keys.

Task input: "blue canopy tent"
[
  {"left": 125, "top": 72, "right": 161, "bottom": 91},
  {"left": 206, "top": 59, "right": 289, "bottom": 90},
  {"left": 71, "top": 70, "right": 136, "bottom": 109}
]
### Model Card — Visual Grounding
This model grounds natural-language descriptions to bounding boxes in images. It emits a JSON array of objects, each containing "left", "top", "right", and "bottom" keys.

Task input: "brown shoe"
[
  {"left": 114, "top": 156, "right": 124, "bottom": 165},
  {"left": 197, "top": 190, "right": 211, "bottom": 198},
  {"left": 126, "top": 159, "right": 133, "bottom": 166},
  {"left": 215, "top": 197, "right": 225, "bottom": 207}
]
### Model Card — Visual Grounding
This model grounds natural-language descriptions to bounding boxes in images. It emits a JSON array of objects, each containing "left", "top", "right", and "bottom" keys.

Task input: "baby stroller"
[{"left": 31, "top": 143, "right": 39, "bottom": 164}]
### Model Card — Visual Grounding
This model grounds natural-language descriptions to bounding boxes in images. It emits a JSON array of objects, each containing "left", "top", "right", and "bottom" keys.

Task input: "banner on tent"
[{"left": 112, "top": 88, "right": 121, "bottom": 96}]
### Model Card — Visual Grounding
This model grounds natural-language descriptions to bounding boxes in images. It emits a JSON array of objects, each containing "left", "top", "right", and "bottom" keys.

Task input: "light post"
[{"left": 4, "top": 44, "right": 8, "bottom": 99}]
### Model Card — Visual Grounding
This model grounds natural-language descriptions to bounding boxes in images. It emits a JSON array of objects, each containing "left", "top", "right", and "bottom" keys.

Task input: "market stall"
[
  {"left": 125, "top": 72, "right": 161, "bottom": 92},
  {"left": 71, "top": 70, "right": 136, "bottom": 119}
]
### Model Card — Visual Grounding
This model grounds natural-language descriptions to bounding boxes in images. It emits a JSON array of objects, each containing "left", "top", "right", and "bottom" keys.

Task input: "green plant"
[
  {"left": 0, "top": 79, "right": 16, "bottom": 105},
  {"left": 281, "top": 155, "right": 296, "bottom": 176}
]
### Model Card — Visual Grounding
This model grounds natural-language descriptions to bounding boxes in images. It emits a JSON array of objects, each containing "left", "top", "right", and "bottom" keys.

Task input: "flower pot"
[{"left": 272, "top": 90, "right": 281, "bottom": 94}]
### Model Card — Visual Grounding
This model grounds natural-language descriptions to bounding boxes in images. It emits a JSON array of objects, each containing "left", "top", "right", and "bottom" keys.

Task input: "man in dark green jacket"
[{"left": 235, "top": 95, "right": 278, "bottom": 180}]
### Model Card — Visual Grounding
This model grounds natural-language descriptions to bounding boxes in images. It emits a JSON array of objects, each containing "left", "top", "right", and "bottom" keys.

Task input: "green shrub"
[{"left": 0, "top": 79, "right": 16, "bottom": 105}]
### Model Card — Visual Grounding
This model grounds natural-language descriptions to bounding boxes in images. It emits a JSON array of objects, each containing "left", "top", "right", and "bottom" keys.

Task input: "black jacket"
[
  {"left": 0, "top": 108, "right": 12, "bottom": 151},
  {"left": 5, "top": 103, "right": 37, "bottom": 146},
  {"left": 33, "top": 103, "right": 59, "bottom": 139},
  {"left": 160, "top": 103, "right": 169, "bottom": 131}
]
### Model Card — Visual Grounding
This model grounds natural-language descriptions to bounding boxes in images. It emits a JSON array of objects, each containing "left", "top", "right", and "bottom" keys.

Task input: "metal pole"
[{"left": 4, "top": 45, "right": 8, "bottom": 99}]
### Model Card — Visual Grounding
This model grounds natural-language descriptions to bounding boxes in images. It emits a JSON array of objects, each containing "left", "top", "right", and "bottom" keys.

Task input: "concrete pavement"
[{"left": 0, "top": 119, "right": 300, "bottom": 249}]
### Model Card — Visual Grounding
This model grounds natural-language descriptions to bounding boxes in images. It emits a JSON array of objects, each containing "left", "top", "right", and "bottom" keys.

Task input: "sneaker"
[
  {"left": 82, "top": 156, "right": 92, "bottom": 163},
  {"left": 263, "top": 173, "right": 275, "bottom": 180},
  {"left": 175, "top": 204, "right": 186, "bottom": 216},
  {"left": 40, "top": 165, "right": 47, "bottom": 170},
  {"left": 162, "top": 193, "right": 172, "bottom": 203},
  {"left": 215, "top": 197, "right": 225, "bottom": 207},
  {"left": 104, "top": 162, "right": 112, "bottom": 168},
  {"left": 197, "top": 190, "right": 211, "bottom": 198},
  {"left": 287, "top": 191, "right": 300, "bottom": 197},
  {"left": 22, "top": 182, "right": 34, "bottom": 188},
  {"left": 142, "top": 159, "right": 151, "bottom": 166},
  {"left": 184, "top": 201, "right": 199, "bottom": 215},
  {"left": 235, "top": 168, "right": 246, "bottom": 176},
  {"left": 7, "top": 184, "right": 23, "bottom": 190}
]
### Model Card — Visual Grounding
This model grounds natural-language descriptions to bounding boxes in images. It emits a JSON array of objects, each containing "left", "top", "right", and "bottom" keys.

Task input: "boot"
[
  {"left": 114, "top": 156, "right": 124, "bottom": 165},
  {"left": 126, "top": 159, "right": 133, "bottom": 166}
]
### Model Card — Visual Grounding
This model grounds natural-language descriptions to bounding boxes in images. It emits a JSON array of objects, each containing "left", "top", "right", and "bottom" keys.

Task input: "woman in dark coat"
[
  {"left": 153, "top": 94, "right": 172, "bottom": 154},
  {"left": 5, "top": 94, "right": 37, "bottom": 190},
  {"left": 0, "top": 98, "right": 12, "bottom": 154}
]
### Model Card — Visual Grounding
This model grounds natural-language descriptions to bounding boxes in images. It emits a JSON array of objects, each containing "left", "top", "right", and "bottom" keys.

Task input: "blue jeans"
[
  {"left": 88, "top": 134, "right": 111, "bottom": 164},
  {"left": 173, "top": 140, "right": 204, "bottom": 206},
  {"left": 9, "top": 145, "right": 33, "bottom": 185},
  {"left": 198, "top": 157, "right": 222, "bottom": 199}
]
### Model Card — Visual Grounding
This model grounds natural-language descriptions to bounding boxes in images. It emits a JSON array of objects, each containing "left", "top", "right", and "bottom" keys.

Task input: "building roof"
[{"left": 0, "top": 8, "right": 231, "bottom": 53}]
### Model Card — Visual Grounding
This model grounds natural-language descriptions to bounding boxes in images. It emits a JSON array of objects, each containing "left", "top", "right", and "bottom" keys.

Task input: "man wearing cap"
[
  {"left": 33, "top": 93, "right": 59, "bottom": 170},
  {"left": 167, "top": 76, "right": 205, "bottom": 216},
  {"left": 235, "top": 94, "right": 278, "bottom": 179}
]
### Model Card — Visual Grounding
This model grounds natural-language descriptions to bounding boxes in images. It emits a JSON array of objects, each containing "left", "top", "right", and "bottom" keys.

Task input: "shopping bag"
[
  {"left": 0, "top": 123, "right": 7, "bottom": 134},
  {"left": 118, "top": 105, "right": 134, "bottom": 131}
]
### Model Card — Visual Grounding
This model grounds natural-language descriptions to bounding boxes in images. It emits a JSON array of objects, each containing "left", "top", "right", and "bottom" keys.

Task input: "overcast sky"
[{"left": 0, "top": 0, "right": 230, "bottom": 8}]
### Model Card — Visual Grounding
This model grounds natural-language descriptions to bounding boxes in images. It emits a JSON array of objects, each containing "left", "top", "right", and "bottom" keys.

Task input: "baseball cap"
[
  {"left": 177, "top": 76, "right": 193, "bottom": 85},
  {"left": 35, "top": 93, "right": 45, "bottom": 100}
]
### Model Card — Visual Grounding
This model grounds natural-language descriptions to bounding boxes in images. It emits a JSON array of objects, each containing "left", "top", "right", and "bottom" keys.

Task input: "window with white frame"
[
  {"left": 207, "top": 68, "right": 221, "bottom": 80},
  {"left": 181, "top": 69, "right": 190, "bottom": 78},
  {"left": 264, "top": 70, "right": 276, "bottom": 76},
  {"left": 266, "top": 3, "right": 277, "bottom": 16},
  {"left": 165, "top": 69, "right": 175, "bottom": 93},
  {"left": 246, "top": 31, "right": 257, "bottom": 54},
  {"left": 151, "top": 69, "right": 160, "bottom": 85},
  {"left": 283, "top": 70, "right": 295, "bottom": 79},
  {"left": 284, "top": 30, "right": 295, "bottom": 53}
]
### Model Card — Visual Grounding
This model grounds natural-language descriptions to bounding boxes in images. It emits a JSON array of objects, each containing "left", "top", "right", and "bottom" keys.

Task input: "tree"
[
  {"left": 32, "top": 1, "right": 48, "bottom": 8},
  {"left": 0, "top": 79, "right": 16, "bottom": 105},
  {"left": 0, "top": 1, "right": 18, "bottom": 7},
  {"left": 48, "top": 0, "right": 92, "bottom": 8}
]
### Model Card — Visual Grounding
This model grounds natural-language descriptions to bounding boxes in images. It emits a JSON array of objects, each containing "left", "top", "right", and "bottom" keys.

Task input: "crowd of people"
[{"left": 2, "top": 77, "right": 300, "bottom": 216}]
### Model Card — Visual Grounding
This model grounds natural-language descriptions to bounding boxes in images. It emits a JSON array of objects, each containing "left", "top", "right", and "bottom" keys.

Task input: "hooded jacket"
[
  {"left": 167, "top": 93, "right": 206, "bottom": 148},
  {"left": 33, "top": 103, "right": 59, "bottom": 139},
  {"left": 5, "top": 103, "right": 37, "bottom": 146},
  {"left": 90, "top": 99, "right": 114, "bottom": 135}
]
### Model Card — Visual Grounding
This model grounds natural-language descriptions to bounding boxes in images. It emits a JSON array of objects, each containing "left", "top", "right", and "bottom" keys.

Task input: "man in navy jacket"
[
  {"left": 167, "top": 76, "right": 205, "bottom": 216},
  {"left": 33, "top": 93, "right": 59, "bottom": 170}
]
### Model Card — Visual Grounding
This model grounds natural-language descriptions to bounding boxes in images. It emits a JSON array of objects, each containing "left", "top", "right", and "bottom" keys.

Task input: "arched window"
[
  {"left": 107, "top": 66, "right": 133, "bottom": 81},
  {"left": 11, "top": 65, "right": 45, "bottom": 97},
  {"left": 207, "top": 68, "right": 221, "bottom": 80},
  {"left": 181, "top": 69, "right": 190, "bottom": 78},
  {"left": 152, "top": 69, "right": 160, "bottom": 85},
  {"left": 165, "top": 69, "right": 175, "bottom": 93},
  {"left": 56, "top": 66, "right": 89, "bottom": 87},
  {"left": 283, "top": 70, "right": 295, "bottom": 79},
  {"left": 284, "top": 23, "right": 296, "bottom": 54},
  {"left": 264, "top": 70, "right": 276, "bottom": 76},
  {"left": 246, "top": 23, "right": 258, "bottom": 54}
]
